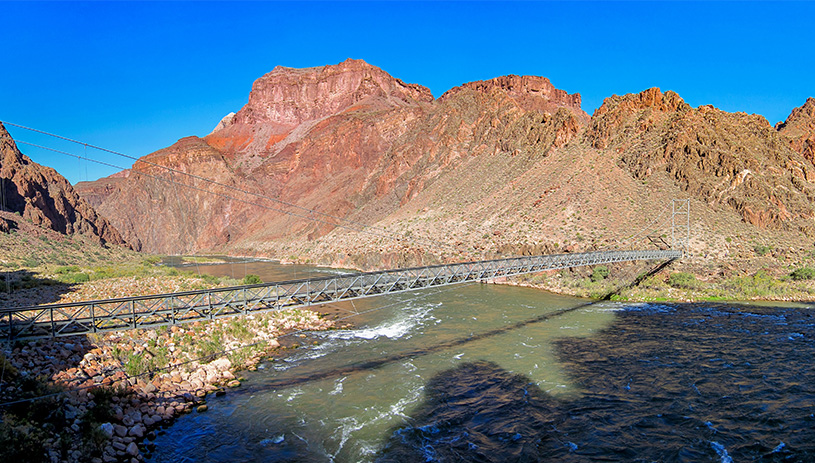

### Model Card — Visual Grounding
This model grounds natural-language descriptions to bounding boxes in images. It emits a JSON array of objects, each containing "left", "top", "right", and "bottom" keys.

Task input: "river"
[{"left": 147, "top": 260, "right": 815, "bottom": 462}]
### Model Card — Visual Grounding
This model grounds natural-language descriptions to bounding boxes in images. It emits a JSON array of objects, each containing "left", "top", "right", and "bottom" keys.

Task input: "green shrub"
[
  {"left": 56, "top": 272, "right": 89, "bottom": 284},
  {"left": 754, "top": 244, "right": 772, "bottom": 256},
  {"left": 91, "top": 266, "right": 115, "bottom": 280},
  {"left": 200, "top": 273, "right": 220, "bottom": 285},
  {"left": 590, "top": 266, "right": 609, "bottom": 282},
  {"left": 790, "top": 267, "right": 815, "bottom": 281},
  {"left": 243, "top": 274, "right": 263, "bottom": 285},
  {"left": 196, "top": 334, "right": 224, "bottom": 360},
  {"left": 122, "top": 352, "right": 150, "bottom": 377},
  {"left": 668, "top": 272, "right": 699, "bottom": 290},
  {"left": 0, "top": 416, "right": 48, "bottom": 463},
  {"left": 722, "top": 270, "right": 784, "bottom": 297},
  {"left": 54, "top": 265, "right": 80, "bottom": 274},
  {"left": 20, "top": 257, "right": 41, "bottom": 268}
]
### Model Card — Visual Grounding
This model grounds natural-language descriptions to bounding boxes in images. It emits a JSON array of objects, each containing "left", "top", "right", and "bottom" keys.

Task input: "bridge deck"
[{"left": 0, "top": 249, "right": 681, "bottom": 340}]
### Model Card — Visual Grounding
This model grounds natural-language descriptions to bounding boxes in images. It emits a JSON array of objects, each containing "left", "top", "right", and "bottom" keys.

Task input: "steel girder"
[{"left": 0, "top": 249, "right": 681, "bottom": 340}]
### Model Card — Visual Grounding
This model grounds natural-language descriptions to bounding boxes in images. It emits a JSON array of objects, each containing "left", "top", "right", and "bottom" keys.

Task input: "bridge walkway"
[{"left": 0, "top": 249, "right": 681, "bottom": 340}]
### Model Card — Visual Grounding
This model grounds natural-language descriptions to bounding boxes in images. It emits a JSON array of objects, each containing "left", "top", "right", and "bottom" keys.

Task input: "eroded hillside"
[{"left": 72, "top": 60, "right": 815, "bottom": 274}]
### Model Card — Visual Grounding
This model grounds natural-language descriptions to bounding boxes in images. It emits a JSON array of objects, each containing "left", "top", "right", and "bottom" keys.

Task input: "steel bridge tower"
[{"left": 671, "top": 199, "right": 690, "bottom": 256}]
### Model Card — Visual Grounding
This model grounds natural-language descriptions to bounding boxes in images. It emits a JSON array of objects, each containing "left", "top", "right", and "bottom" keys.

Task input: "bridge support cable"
[{"left": 1, "top": 249, "right": 681, "bottom": 340}]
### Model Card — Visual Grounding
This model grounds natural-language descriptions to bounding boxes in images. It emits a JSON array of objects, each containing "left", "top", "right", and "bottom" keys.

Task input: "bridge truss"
[{"left": 1, "top": 249, "right": 680, "bottom": 340}]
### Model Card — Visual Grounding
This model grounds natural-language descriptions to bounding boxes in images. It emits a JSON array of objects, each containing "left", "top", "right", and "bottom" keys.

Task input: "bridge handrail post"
[{"left": 50, "top": 307, "right": 55, "bottom": 339}]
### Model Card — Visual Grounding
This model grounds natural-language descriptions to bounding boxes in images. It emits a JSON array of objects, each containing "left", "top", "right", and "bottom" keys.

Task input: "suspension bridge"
[
  {"left": 0, "top": 121, "right": 691, "bottom": 341},
  {"left": 0, "top": 247, "right": 683, "bottom": 341}
]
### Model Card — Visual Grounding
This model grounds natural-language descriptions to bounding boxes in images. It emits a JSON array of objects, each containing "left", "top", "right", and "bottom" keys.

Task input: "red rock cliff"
[{"left": 0, "top": 123, "right": 126, "bottom": 246}]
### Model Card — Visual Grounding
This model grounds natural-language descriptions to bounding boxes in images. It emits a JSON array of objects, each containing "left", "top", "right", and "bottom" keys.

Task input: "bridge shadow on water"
[
  {"left": 376, "top": 360, "right": 563, "bottom": 463},
  {"left": 245, "top": 259, "right": 674, "bottom": 392},
  {"left": 249, "top": 300, "right": 596, "bottom": 391},
  {"left": 375, "top": 303, "right": 815, "bottom": 462}
]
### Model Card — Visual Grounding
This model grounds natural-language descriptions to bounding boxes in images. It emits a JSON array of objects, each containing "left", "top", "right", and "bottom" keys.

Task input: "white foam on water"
[
  {"left": 584, "top": 301, "right": 626, "bottom": 312},
  {"left": 324, "top": 304, "right": 438, "bottom": 341},
  {"left": 329, "top": 381, "right": 425, "bottom": 460},
  {"left": 710, "top": 441, "right": 733, "bottom": 463},
  {"left": 771, "top": 442, "right": 786, "bottom": 453},
  {"left": 329, "top": 377, "right": 346, "bottom": 396},
  {"left": 282, "top": 388, "right": 303, "bottom": 403}
]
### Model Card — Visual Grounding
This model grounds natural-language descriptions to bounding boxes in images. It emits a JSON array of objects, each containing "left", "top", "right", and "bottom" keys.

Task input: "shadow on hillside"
[{"left": 0, "top": 270, "right": 74, "bottom": 307}]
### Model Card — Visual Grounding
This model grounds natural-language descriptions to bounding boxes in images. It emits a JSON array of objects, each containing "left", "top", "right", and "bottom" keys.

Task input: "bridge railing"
[{"left": 0, "top": 249, "right": 681, "bottom": 340}]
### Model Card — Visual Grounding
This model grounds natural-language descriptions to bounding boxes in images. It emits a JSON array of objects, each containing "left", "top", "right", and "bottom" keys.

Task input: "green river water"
[{"left": 147, "top": 259, "right": 815, "bottom": 462}]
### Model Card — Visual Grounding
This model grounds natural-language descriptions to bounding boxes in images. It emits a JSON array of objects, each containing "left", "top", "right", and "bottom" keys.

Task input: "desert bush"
[
  {"left": 667, "top": 272, "right": 700, "bottom": 290},
  {"left": 722, "top": 270, "right": 784, "bottom": 297},
  {"left": 54, "top": 265, "right": 80, "bottom": 274},
  {"left": 56, "top": 272, "right": 89, "bottom": 284},
  {"left": 754, "top": 244, "right": 772, "bottom": 256},
  {"left": 590, "top": 266, "right": 609, "bottom": 282},
  {"left": 790, "top": 267, "right": 815, "bottom": 281},
  {"left": 243, "top": 274, "right": 263, "bottom": 285},
  {"left": 0, "top": 416, "right": 49, "bottom": 463}
]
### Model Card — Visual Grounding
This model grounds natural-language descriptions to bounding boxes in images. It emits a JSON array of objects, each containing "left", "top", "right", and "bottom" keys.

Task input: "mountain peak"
[
  {"left": 778, "top": 97, "right": 815, "bottom": 161},
  {"left": 593, "top": 87, "right": 689, "bottom": 118},
  {"left": 441, "top": 74, "right": 586, "bottom": 121},
  {"left": 222, "top": 59, "right": 433, "bottom": 133}
]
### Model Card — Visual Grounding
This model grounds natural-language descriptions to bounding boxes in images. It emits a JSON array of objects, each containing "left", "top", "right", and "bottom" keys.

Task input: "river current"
[{"left": 148, "top": 260, "right": 815, "bottom": 462}]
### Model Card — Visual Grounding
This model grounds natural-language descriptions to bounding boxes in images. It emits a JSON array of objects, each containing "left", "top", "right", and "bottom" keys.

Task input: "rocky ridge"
[
  {"left": 778, "top": 97, "right": 815, "bottom": 162},
  {"left": 0, "top": 123, "right": 125, "bottom": 246},
  {"left": 586, "top": 88, "right": 815, "bottom": 232},
  {"left": 73, "top": 60, "right": 815, "bottom": 273}
]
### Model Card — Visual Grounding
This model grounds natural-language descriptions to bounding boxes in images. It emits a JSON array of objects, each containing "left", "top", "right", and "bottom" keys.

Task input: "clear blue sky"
[{"left": 2, "top": 1, "right": 813, "bottom": 184}]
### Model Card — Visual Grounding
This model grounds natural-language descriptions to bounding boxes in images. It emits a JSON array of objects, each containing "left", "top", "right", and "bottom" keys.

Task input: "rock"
[
  {"left": 141, "top": 382, "right": 157, "bottom": 394},
  {"left": 196, "top": 404, "right": 208, "bottom": 413},
  {"left": 99, "top": 423, "right": 114, "bottom": 438},
  {"left": 126, "top": 442, "right": 139, "bottom": 457},
  {"left": 227, "top": 379, "right": 241, "bottom": 388},
  {"left": 114, "top": 425, "right": 128, "bottom": 437},
  {"left": 211, "top": 357, "right": 231, "bottom": 371},
  {"left": 112, "top": 441, "right": 126, "bottom": 451},
  {"left": 128, "top": 424, "right": 144, "bottom": 438}
]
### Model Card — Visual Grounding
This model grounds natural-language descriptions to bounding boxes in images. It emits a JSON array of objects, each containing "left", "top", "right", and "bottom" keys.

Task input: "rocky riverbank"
[{"left": 1, "top": 302, "right": 339, "bottom": 463}]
